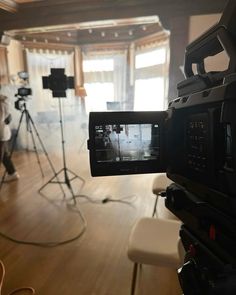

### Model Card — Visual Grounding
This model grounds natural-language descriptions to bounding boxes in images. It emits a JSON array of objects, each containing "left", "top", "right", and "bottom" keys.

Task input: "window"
[
  {"left": 83, "top": 53, "right": 127, "bottom": 113},
  {"left": 82, "top": 41, "right": 169, "bottom": 113},
  {"left": 135, "top": 48, "right": 166, "bottom": 68},
  {"left": 83, "top": 59, "right": 114, "bottom": 72},
  {"left": 84, "top": 82, "right": 114, "bottom": 112},
  {"left": 134, "top": 46, "right": 168, "bottom": 111},
  {"left": 83, "top": 58, "right": 114, "bottom": 113},
  {"left": 134, "top": 78, "right": 165, "bottom": 111}
]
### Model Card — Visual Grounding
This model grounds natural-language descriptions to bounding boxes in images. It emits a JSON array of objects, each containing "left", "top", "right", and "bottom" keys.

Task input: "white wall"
[
  {"left": 188, "top": 14, "right": 229, "bottom": 72},
  {"left": 7, "top": 39, "right": 25, "bottom": 77},
  {"left": 189, "top": 14, "right": 221, "bottom": 43}
]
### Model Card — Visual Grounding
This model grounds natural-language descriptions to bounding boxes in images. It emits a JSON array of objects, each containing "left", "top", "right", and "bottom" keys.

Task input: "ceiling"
[
  {"left": 7, "top": 16, "right": 166, "bottom": 46},
  {"left": 0, "top": 1, "right": 168, "bottom": 45},
  {"left": 0, "top": 0, "right": 227, "bottom": 46},
  {"left": 0, "top": 0, "right": 43, "bottom": 13}
]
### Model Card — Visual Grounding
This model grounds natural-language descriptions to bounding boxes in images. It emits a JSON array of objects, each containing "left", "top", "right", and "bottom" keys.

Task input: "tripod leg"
[
  {"left": 26, "top": 112, "right": 65, "bottom": 196},
  {"left": 36, "top": 98, "right": 84, "bottom": 202},
  {"left": 66, "top": 168, "right": 85, "bottom": 190},
  {"left": 40, "top": 168, "right": 77, "bottom": 203},
  {"left": 56, "top": 99, "right": 83, "bottom": 202},
  {"left": 38, "top": 168, "right": 65, "bottom": 195},
  {"left": 25, "top": 111, "right": 44, "bottom": 177},
  {"left": 64, "top": 168, "right": 77, "bottom": 204},
  {"left": 10, "top": 111, "right": 25, "bottom": 157}
]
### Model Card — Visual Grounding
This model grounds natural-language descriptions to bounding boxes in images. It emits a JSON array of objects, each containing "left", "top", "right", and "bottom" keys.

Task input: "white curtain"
[
  {"left": 134, "top": 41, "right": 170, "bottom": 111},
  {"left": 7, "top": 49, "right": 88, "bottom": 153},
  {"left": 83, "top": 50, "right": 128, "bottom": 113},
  {"left": 26, "top": 49, "right": 75, "bottom": 114}
]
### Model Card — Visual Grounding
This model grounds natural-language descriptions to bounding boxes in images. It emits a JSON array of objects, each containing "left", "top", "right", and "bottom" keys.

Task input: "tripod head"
[
  {"left": 14, "top": 95, "right": 28, "bottom": 112},
  {"left": 14, "top": 71, "right": 32, "bottom": 111}
]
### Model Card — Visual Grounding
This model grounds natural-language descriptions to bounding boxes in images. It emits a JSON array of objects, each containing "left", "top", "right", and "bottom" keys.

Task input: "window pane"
[
  {"left": 83, "top": 59, "right": 114, "bottom": 72},
  {"left": 135, "top": 48, "right": 166, "bottom": 69},
  {"left": 84, "top": 82, "right": 114, "bottom": 113},
  {"left": 134, "top": 78, "right": 165, "bottom": 111}
]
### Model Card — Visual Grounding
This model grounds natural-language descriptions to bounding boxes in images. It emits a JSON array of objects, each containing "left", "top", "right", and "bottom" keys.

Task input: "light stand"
[
  {"left": 38, "top": 98, "right": 85, "bottom": 204},
  {"left": 0, "top": 99, "right": 62, "bottom": 192},
  {"left": 40, "top": 68, "right": 86, "bottom": 203}
]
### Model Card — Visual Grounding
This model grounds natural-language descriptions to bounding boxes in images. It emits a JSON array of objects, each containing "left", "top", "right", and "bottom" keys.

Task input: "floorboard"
[{"left": 0, "top": 149, "right": 182, "bottom": 295}]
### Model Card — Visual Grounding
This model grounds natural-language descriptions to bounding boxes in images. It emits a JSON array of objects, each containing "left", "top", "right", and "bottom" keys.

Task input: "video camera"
[
  {"left": 15, "top": 71, "right": 32, "bottom": 111},
  {"left": 88, "top": 1, "right": 236, "bottom": 293}
]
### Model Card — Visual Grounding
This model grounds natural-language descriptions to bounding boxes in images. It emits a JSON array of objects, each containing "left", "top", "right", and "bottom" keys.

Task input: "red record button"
[
  {"left": 209, "top": 224, "right": 216, "bottom": 240},
  {"left": 189, "top": 244, "right": 196, "bottom": 256}
]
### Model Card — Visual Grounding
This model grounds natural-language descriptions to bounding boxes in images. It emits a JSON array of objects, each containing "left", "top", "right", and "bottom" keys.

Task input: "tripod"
[
  {"left": 0, "top": 99, "right": 62, "bottom": 192},
  {"left": 38, "top": 98, "right": 85, "bottom": 204}
]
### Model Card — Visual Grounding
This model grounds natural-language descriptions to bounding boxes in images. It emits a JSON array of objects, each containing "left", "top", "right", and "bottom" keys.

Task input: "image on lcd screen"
[{"left": 94, "top": 124, "right": 160, "bottom": 162}]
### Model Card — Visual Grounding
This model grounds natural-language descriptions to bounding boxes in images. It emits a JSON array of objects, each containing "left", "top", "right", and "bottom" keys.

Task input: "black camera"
[
  {"left": 17, "top": 87, "right": 32, "bottom": 97},
  {"left": 14, "top": 98, "right": 24, "bottom": 111},
  {"left": 15, "top": 88, "right": 32, "bottom": 111},
  {"left": 88, "top": 1, "right": 236, "bottom": 293},
  {"left": 15, "top": 71, "right": 32, "bottom": 111}
]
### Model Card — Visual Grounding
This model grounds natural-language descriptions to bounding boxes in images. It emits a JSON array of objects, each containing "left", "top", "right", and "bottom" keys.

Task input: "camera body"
[
  {"left": 15, "top": 71, "right": 32, "bottom": 111},
  {"left": 164, "top": 5, "right": 236, "bottom": 292},
  {"left": 165, "top": 77, "right": 236, "bottom": 294},
  {"left": 14, "top": 89, "right": 32, "bottom": 111},
  {"left": 17, "top": 87, "right": 32, "bottom": 97},
  {"left": 14, "top": 97, "right": 27, "bottom": 111},
  {"left": 87, "top": 1, "right": 236, "bottom": 293},
  {"left": 166, "top": 77, "right": 236, "bottom": 209}
]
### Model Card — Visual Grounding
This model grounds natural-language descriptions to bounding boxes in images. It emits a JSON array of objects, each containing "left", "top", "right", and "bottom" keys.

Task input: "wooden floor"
[{"left": 0, "top": 149, "right": 182, "bottom": 295}]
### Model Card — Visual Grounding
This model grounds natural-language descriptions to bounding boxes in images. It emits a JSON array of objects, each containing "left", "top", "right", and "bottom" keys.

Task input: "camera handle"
[
  {"left": 184, "top": 27, "right": 236, "bottom": 80},
  {"left": 184, "top": 0, "right": 236, "bottom": 82}
]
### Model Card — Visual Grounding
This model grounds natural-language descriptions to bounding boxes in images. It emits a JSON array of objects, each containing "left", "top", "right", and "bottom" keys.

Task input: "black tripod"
[
  {"left": 38, "top": 98, "right": 85, "bottom": 204},
  {"left": 0, "top": 99, "right": 62, "bottom": 191}
]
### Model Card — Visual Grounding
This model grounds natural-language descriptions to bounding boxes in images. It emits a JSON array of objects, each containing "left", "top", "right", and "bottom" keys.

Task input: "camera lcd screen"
[
  {"left": 88, "top": 111, "right": 166, "bottom": 176},
  {"left": 94, "top": 124, "right": 159, "bottom": 163}
]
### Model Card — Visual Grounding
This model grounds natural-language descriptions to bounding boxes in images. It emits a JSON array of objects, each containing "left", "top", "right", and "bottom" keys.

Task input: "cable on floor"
[
  {"left": 0, "top": 202, "right": 87, "bottom": 247},
  {"left": 75, "top": 193, "right": 137, "bottom": 206},
  {"left": 0, "top": 260, "right": 36, "bottom": 294},
  {"left": 0, "top": 183, "right": 137, "bottom": 247}
]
